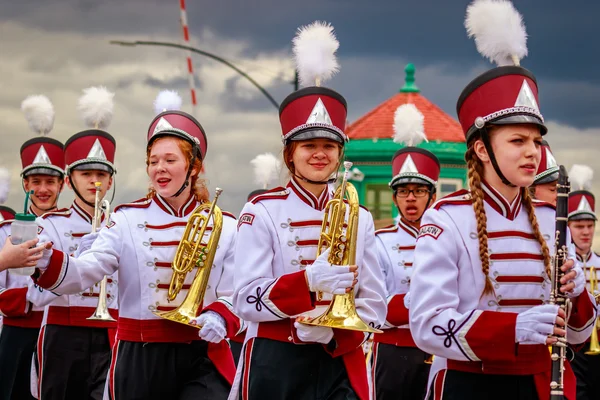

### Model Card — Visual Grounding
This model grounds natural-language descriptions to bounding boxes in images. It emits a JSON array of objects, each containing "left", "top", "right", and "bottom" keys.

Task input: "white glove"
[
  {"left": 305, "top": 248, "right": 355, "bottom": 295},
  {"left": 294, "top": 321, "right": 334, "bottom": 344},
  {"left": 567, "top": 263, "right": 586, "bottom": 299},
  {"left": 74, "top": 232, "right": 99, "bottom": 258},
  {"left": 515, "top": 304, "right": 559, "bottom": 344},
  {"left": 191, "top": 311, "right": 227, "bottom": 343}
]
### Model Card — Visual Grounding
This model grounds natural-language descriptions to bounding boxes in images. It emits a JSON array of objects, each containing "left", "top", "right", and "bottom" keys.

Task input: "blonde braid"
[
  {"left": 466, "top": 148, "right": 495, "bottom": 296},
  {"left": 522, "top": 189, "right": 552, "bottom": 279}
]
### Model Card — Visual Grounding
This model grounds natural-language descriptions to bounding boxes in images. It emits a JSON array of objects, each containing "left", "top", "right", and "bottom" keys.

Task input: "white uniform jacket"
[
  {"left": 373, "top": 219, "right": 417, "bottom": 347},
  {"left": 232, "top": 178, "right": 386, "bottom": 400},
  {"left": 0, "top": 211, "right": 59, "bottom": 328},
  {"left": 578, "top": 251, "right": 600, "bottom": 294},
  {"left": 409, "top": 185, "right": 596, "bottom": 370},
  {"left": 33, "top": 194, "right": 241, "bottom": 384},
  {"left": 36, "top": 202, "right": 118, "bottom": 329}
]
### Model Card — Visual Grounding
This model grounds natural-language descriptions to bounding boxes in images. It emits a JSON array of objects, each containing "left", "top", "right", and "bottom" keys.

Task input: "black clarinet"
[{"left": 550, "top": 165, "right": 570, "bottom": 399}]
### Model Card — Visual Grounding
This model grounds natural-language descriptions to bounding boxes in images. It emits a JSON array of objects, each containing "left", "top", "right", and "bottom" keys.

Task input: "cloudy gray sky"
[{"left": 1, "top": 0, "right": 600, "bottom": 248}]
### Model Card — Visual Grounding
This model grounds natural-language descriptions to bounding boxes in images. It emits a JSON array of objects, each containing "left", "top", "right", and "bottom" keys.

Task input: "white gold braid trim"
[
  {"left": 389, "top": 172, "right": 437, "bottom": 188},
  {"left": 153, "top": 127, "right": 201, "bottom": 145},
  {"left": 475, "top": 106, "right": 544, "bottom": 128},
  {"left": 66, "top": 158, "right": 115, "bottom": 173},
  {"left": 282, "top": 123, "right": 348, "bottom": 143}
]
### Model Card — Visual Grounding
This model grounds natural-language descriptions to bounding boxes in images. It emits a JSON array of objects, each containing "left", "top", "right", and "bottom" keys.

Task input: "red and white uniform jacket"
[
  {"left": 0, "top": 212, "right": 59, "bottom": 329},
  {"left": 33, "top": 194, "right": 240, "bottom": 384},
  {"left": 37, "top": 202, "right": 118, "bottom": 329},
  {"left": 410, "top": 184, "right": 597, "bottom": 400},
  {"left": 232, "top": 178, "right": 387, "bottom": 400},
  {"left": 374, "top": 219, "right": 417, "bottom": 347}
]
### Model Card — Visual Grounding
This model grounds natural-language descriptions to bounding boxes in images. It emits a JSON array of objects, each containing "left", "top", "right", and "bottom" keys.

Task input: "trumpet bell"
[
  {"left": 153, "top": 307, "right": 198, "bottom": 329},
  {"left": 87, "top": 309, "right": 117, "bottom": 322},
  {"left": 86, "top": 277, "right": 116, "bottom": 322},
  {"left": 300, "top": 292, "right": 382, "bottom": 334}
]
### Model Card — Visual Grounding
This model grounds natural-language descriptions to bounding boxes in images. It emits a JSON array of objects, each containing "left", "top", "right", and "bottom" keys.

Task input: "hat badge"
[
  {"left": 33, "top": 145, "right": 51, "bottom": 164},
  {"left": 514, "top": 80, "right": 539, "bottom": 111},
  {"left": 306, "top": 98, "right": 333, "bottom": 125},
  {"left": 399, "top": 155, "right": 419, "bottom": 174},
  {"left": 87, "top": 138, "right": 107, "bottom": 160},
  {"left": 545, "top": 148, "right": 557, "bottom": 169},
  {"left": 577, "top": 196, "right": 593, "bottom": 213},
  {"left": 153, "top": 117, "right": 174, "bottom": 136}
]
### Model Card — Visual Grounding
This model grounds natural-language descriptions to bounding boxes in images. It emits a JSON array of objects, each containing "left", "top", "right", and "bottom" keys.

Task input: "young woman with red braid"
[{"left": 408, "top": 2, "right": 596, "bottom": 399}]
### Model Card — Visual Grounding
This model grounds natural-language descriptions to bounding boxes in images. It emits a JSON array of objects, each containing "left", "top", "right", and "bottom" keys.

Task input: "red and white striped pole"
[{"left": 178, "top": 0, "right": 198, "bottom": 116}]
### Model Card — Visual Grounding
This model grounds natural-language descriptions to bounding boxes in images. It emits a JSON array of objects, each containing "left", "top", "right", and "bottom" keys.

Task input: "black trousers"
[
  {"left": 230, "top": 340, "right": 243, "bottom": 367},
  {"left": 0, "top": 325, "right": 39, "bottom": 400},
  {"left": 38, "top": 325, "right": 111, "bottom": 400},
  {"left": 428, "top": 370, "right": 537, "bottom": 400},
  {"left": 372, "top": 344, "right": 430, "bottom": 400},
  {"left": 240, "top": 338, "right": 357, "bottom": 400},
  {"left": 571, "top": 343, "right": 600, "bottom": 400},
  {"left": 110, "top": 340, "right": 230, "bottom": 400}
]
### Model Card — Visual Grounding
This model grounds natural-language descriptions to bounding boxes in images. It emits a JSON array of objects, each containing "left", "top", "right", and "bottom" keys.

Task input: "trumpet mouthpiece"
[
  {"left": 215, "top": 187, "right": 223, "bottom": 196},
  {"left": 95, "top": 182, "right": 102, "bottom": 189},
  {"left": 343, "top": 161, "right": 353, "bottom": 170}
]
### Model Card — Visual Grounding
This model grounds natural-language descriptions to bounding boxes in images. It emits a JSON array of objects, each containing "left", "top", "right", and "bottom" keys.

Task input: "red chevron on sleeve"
[
  {"left": 34, "top": 250, "right": 67, "bottom": 290},
  {"left": 0, "top": 287, "right": 31, "bottom": 317},
  {"left": 463, "top": 310, "right": 518, "bottom": 362},
  {"left": 267, "top": 271, "right": 315, "bottom": 316},
  {"left": 568, "top": 291, "right": 596, "bottom": 330},
  {"left": 202, "top": 301, "right": 241, "bottom": 339},
  {"left": 386, "top": 294, "right": 409, "bottom": 327}
]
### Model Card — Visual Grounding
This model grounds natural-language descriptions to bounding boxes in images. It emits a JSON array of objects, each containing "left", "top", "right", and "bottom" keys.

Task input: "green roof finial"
[{"left": 400, "top": 63, "right": 420, "bottom": 93}]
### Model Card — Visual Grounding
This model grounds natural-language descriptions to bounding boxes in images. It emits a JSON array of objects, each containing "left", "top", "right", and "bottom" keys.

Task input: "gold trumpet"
[
  {"left": 87, "top": 182, "right": 117, "bottom": 322},
  {"left": 153, "top": 188, "right": 223, "bottom": 327},
  {"left": 585, "top": 266, "right": 600, "bottom": 355},
  {"left": 299, "top": 162, "right": 382, "bottom": 334}
]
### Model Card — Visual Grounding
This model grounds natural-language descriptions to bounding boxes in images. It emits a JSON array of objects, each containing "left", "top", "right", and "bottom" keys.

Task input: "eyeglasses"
[{"left": 395, "top": 188, "right": 431, "bottom": 198}]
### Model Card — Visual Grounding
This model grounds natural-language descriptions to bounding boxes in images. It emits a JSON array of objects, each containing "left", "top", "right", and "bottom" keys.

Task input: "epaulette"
[
  {"left": 114, "top": 197, "right": 152, "bottom": 213},
  {"left": 532, "top": 199, "right": 556, "bottom": 210},
  {"left": 222, "top": 211, "right": 237, "bottom": 220},
  {"left": 41, "top": 208, "right": 71, "bottom": 220},
  {"left": 0, "top": 219, "right": 14, "bottom": 229},
  {"left": 250, "top": 187, "right": 289, "bottom": 204},
  {"left": 375, "top": 224, "right": 398, "bottom": 236},
  {"left": 432, "top": 189, "right": 472, "bottom": 210}
]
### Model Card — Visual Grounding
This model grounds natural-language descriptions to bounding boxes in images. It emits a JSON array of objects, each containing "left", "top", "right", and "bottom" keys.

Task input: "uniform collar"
[
  {"left": 398, "top": 218, "right": 419, "bottom": 238},
  {"left": 481, "top": 180, "right": 523, "bottom": 221},
  {"left": 287, "top": 177, "right": 331, "bottom": 211},
  {"left": 71, "top": 201, "right": 94, "bottom": 225},
  {"left": 153, "top": 193, "right": 197, "bottom": 217},
  {"left": 576, "top": 251, "right": 592, "bottom": 263}
]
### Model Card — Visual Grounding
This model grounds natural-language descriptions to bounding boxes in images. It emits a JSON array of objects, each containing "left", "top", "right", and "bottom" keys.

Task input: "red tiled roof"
[{"left": 347, "top": 92, "right": 465, "bottom": 143}]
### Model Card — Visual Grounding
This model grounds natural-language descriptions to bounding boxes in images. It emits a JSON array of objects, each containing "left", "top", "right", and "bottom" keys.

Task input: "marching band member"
[
  {"left": 567, "top": 164, "right": 600, "bottom": 400},
  {"left": 34, "top": 87, "right": 119, "bottom": 400},
  {"left": 409, "top": 2, "right": 596, "bottom": 399},
  {"left": 232, "top": 22, "right": 386, "bottom": 400},
  {"left": 21, "top": 90, "right": 240, "bottom": 399},
  {"left": 0, "top": 95, "right": 64, "bottom": 400},
  {"left": 528, "top": 140, "right": 559, "bottom": 206},
  {"left": 371, "top": 104, "right": 440, "bottom": 400}
]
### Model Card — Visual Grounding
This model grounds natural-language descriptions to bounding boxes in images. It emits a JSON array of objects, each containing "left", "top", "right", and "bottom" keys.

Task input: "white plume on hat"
[
  {"left": 153, "top": 90, "right": 182, "bottom": 115},
  {"left": 465, "top": 0, "right": 528, "bottom": 66},
  {"left": 251, "top": 153, "right": 281, "bottom": 189},
  {"left": 293, "top": 21, "right": 340, "bottom": 87},
  {"left": 569, "top": 164, "right": 594, "bottom": 191},
  {"left": 21, "top": 95, "right": 55, "bottom": 135},
  {"left": 0, "top": 167, "right": 9, "bottom": 204},
  {"left": 78, "top": 86, "right": 115, "bottom": 130},
  {"left": 392, "top": 104, "right": 428, "bottom": 147}
]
